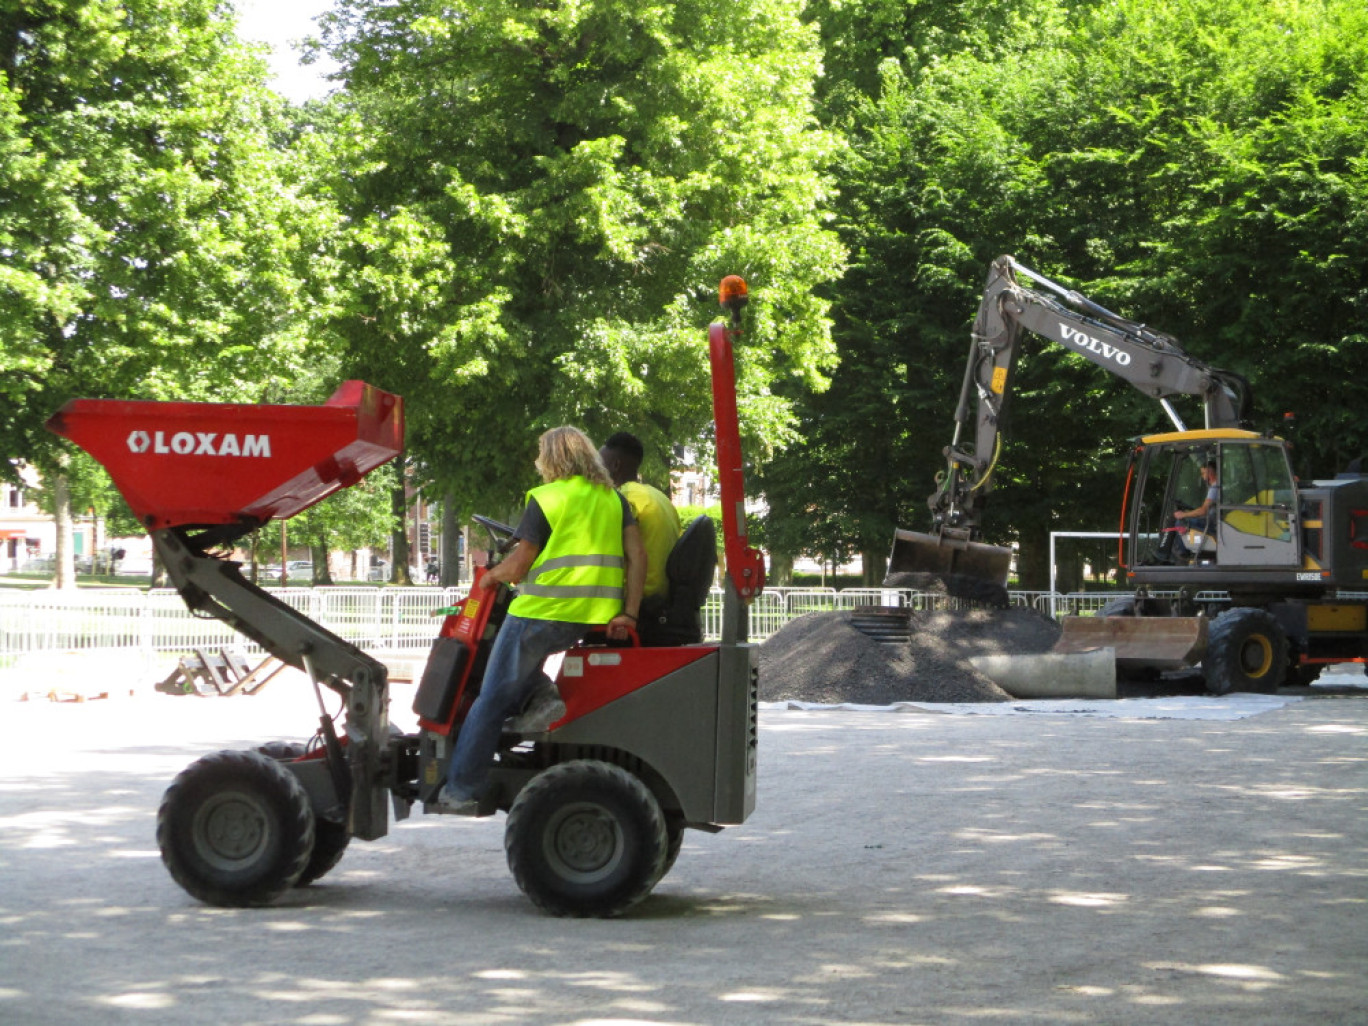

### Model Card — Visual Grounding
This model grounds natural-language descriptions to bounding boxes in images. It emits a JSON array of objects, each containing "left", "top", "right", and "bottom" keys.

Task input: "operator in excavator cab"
[
  {"left": 1171, "top": 459, "right": 1219, "bottom": 563},
  {"left": 437, "top": 426, "right": 647, "bottom": 815}
]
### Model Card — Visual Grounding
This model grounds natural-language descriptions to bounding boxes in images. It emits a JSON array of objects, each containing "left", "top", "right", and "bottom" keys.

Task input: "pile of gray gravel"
[{"left": 758, "top": 606, "right": 1063, "bottom": 705}]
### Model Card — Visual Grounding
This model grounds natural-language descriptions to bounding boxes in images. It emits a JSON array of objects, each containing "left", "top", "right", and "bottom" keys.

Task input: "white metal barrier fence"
[{"left": 0, "top": 585, "right": 1134, "bottom": 681}]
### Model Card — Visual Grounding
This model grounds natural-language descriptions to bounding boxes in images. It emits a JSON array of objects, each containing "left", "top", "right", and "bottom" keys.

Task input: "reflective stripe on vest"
[{"left": 509, "top": 476, "right": 625, "bottom": 623}]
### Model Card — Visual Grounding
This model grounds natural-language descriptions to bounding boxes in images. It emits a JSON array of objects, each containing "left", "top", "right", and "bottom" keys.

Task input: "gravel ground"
[
  {"left": 2, "top": 681, "right": 1367, "bottom": 1025},
  {"left": 759, "top": 606, "right": 1062, "bottom": 705}
]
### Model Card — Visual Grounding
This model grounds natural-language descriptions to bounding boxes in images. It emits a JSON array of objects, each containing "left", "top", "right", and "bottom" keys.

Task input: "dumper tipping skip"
[{"left": 45, "top": 380, "right": 403, "bottom": 532}]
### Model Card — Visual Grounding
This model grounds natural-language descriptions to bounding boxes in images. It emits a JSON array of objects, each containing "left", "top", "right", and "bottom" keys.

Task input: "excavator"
[{"left": 890, "top": 255, "right": 1368, "bottom": 693}]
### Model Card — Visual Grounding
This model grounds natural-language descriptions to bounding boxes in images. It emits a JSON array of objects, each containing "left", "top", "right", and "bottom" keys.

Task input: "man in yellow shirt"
[{"left": 600, "top": 432, "right": 682, "bottom": 613}]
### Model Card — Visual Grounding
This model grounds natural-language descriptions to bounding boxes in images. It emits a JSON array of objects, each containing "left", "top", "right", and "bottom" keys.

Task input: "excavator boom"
[{"left": 888, "top": 255, "right": 1251, "bottom": 598}]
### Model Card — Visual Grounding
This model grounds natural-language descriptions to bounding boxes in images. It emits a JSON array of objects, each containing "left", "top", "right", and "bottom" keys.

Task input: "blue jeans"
[{"left": 444, "top": 614, "right": 590, "bottom": 799}]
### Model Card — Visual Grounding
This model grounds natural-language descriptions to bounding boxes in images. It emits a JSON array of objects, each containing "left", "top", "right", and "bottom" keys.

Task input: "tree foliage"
[
  {"left": 766, "top": 0, "right": 1368, "bottom": 586},
  {"left": 314, "top": 0, "right": 843, "bottom": 521},
  {"left": 4, "top": 0, "right": 1367, "bottom": 592}
]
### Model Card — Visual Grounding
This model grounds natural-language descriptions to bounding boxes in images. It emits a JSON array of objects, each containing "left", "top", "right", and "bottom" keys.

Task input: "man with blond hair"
[{"left": 438, "top": 426, "right": 645, "bottom": 814}]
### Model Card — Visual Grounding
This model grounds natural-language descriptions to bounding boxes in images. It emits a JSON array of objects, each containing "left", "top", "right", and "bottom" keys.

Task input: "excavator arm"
[
  {"left": 930, "top": 255, "right": 1250, "bottom": 532},
  {"left": 888, "top": 255, "right": 1250, "bottom": 599}
]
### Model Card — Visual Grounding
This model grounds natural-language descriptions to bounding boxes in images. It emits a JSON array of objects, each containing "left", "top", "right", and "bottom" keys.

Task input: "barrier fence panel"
[{"left": 2, "top": 585, "right": 1154, "bottom": 682}]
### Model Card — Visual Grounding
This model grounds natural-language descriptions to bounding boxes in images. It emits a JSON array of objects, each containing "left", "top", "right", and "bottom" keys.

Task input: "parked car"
[{"left": 287, "top": 560, "right": 313, "bottom": 578}]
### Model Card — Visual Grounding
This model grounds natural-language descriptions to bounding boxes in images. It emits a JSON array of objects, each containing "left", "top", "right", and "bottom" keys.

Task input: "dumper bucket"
[
  {"left": 885, "top": 528, "right": 1012, "bottom": 601},
  {"left": 1054, "top": 615, "right": 1208, "bottom": 673},
  {"left": 46, "top": 380, "right": 403, "bottom": 531}
]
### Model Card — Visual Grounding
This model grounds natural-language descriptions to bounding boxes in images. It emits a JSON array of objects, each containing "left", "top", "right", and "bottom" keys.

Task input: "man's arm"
[
  {"left": 607, "top": 523, "right": 646, "bottom": 640},
  {"left": 478, "top": 538, "right": 540, "bottom": 591},
  {"left": 1178, "top": 489, "right": 1217, "bottom": 521}
]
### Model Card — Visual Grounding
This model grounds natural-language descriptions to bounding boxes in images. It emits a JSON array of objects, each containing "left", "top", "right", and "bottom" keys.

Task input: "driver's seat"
[{"left": 638, "top": 515, "right": 717, "bottom": 646}]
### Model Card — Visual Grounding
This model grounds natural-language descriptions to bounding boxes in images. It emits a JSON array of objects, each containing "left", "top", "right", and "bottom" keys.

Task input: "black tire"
[
  {"left": 882, "top": 571, "right": 1009, "bottom": 608},
  {"left": 157, "top": 749, "right": 315, "bottom": 907},
  {"left": 505, "top": 760, "right": 668, "bottom": 918},
  {"left": 296, "top": 817, "right": 350, "bottom": 886},
  {"left": 254, "top": 741, "right": 351, "bottom": 886},
  {"left": 1204, "top": 608, "right": 1288, "bottom": 695},
  {"left": 257, "top": 741, "right": 307, "bottom": 761},
  {"left": 1097, "top": 596, "right": 1136, "bottom": 618},
  {"left": 659, "top": 814, "right": 686, "bottom": 881},
  {"left": 1283, "top": 661, "right": 1324, "bottom": 688}
]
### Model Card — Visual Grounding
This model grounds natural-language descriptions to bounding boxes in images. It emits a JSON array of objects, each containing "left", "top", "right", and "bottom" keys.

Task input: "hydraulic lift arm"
[{"left": 46, "top": 381, "right": 404, "bottom": 840}]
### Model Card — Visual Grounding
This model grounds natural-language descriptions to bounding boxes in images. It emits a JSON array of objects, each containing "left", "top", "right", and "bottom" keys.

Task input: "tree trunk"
[
  {"left": 441, "top": 495, "right": 461, "bottom": 587},
  {"left": 390, "top": 481, "right": 411, "bottom": 585},
  {"left": 52, "top": 468, "right": 74, "bottom": 590},
  {"left": 768, "top": 552, "right": 793, "bottom": 587},
  {"left": 861, "top": 547, "right": 887, "bottom": 587},
  {"left": 311, "top": 540, "right": 333, "bottom": 585},
  {"left": 1016, "top": 535, "right": 1051, "bottom": 592},
  {"left": 1056, "top": 549, "right": 1084, "bottom": 593}
]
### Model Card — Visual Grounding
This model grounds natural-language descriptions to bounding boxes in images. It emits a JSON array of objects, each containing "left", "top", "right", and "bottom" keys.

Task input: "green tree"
[
  {"left": 791, "top": 0, "right": 1368, "bottom": 588},
  {"left": 1, "top": 0, "right": 326, "bottom": 585},
  {"left": 314, "top": 0, "right": 843, "bottom": 525},
  {"left": 290, "top": 462, "right": 400, "bottom": 584}
]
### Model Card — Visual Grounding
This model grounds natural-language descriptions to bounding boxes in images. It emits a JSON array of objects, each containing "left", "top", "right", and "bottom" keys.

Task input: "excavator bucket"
[
  {"left": 1054, "top": 615, "right": 1208, "bottom": 673},
  {"left": 886, "top": 529, "right": 1012, "bottom": 597}
]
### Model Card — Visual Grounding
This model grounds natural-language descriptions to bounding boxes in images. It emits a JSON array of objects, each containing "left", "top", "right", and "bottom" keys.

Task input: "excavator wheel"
[
  {"left": 157, "top": 749, "right": 315, "bottom": 907},
  {"left": 1203, "top": 608, "right": 1288, "bottom": 695},
  {"left": 505, "top": 760, "right": 668, "bottom": 918},
  {"left": 882, "top": 571, "right": 1009, "bottom": 609}
]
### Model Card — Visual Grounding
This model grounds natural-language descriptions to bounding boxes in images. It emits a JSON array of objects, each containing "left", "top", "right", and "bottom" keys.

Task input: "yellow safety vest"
[{"left": 509, "top": 476, "right": 625, "bottom": 624}]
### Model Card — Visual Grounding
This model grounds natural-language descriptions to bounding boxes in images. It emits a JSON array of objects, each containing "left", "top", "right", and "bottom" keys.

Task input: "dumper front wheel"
[
  {"left": 158, "top": 750, "right": 315, "bottom": 907},
  {"left": 505, "top": 760, "right": 667, "bottom": 918},
  {"left": 1204, "top": 608, "right": 1287, "bottom": 695}
]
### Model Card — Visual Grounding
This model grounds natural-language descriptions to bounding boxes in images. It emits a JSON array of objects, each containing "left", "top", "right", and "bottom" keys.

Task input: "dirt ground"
[{"left": 2, "top": 672, "right": 1366, "bottom": 1026}]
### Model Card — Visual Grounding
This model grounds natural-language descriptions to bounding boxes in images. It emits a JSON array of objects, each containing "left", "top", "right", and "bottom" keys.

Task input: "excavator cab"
[{"left": 1124, "top": 429, "right": 1302, "bottom": 585}]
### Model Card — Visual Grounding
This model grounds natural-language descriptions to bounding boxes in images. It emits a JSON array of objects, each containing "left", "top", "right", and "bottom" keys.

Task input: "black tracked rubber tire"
[
  {"left": 882, "top": 571, "right": 1009, "bottom": 608},
  {"left": 1204, "top": 608, "right": 1288, "bottom": 695},
  {"left": 158, "top": 749, "right": 315, "bottom": 907},
  {"left": 505, "top": 760, "right": 667, "bottom": 918}
]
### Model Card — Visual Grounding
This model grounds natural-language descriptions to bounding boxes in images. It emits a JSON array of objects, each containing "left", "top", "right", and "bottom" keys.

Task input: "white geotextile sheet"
[{"left": 762, "top": 673, "right": 1368, "bottom": 720}]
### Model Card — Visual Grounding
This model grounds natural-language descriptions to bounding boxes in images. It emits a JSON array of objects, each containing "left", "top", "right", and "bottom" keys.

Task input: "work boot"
[
  {"left": 507, "top": 685, "right": 566, "bottom": 733},
  {"left": 433, "top": 786, "right": 481, "bottom": 816}
]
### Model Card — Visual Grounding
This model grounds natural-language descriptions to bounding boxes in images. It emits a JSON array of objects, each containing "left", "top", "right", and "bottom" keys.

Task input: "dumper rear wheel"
[
  {"left": 505, "top": 760, "right": 667, "bottom": 918},
  {"left": 1204, "top": 608, "right": 1287, "bottom": 695},
  {"left": 158, "top": 749, "right": 315, "bottom": 907}
]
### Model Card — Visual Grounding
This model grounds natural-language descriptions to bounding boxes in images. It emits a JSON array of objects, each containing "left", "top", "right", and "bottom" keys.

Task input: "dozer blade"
[
  {"left": 887, "top": 529, "right": 1012, "bottom": 587},
  {"left": 1054, "top": 615, "right": 1208, "bottom": 672}
]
